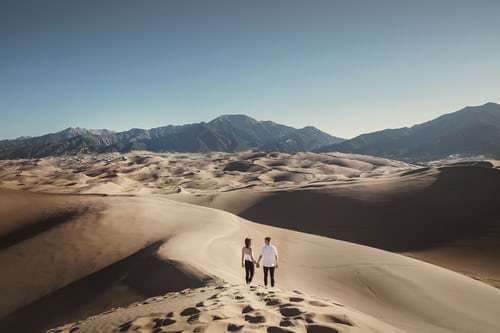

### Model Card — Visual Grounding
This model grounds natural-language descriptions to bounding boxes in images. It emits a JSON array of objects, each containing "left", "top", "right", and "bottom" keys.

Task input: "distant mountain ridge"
[
  {"left": 2, "top": 104, "right": 500, "bottom": 160},
  {"left": 318, "top": 102, "right": 500, "bottom": 161},
  {"left": 0, "top": 115, "right": 344, "bottom": 159}
]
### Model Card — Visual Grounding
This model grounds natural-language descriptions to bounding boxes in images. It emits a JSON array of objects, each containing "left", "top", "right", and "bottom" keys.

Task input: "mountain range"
[
  {"left": 320, "top": 102, "right": 500, "bottom": 161},
  {"left": 0, "top": 115, "right": 343, "bottom": 159},
  {"left": 1, "top": 103, "right": 499, "bottom": 160}
]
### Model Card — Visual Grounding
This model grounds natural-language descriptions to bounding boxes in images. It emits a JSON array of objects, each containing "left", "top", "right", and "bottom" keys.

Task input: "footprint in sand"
[
  {"left": 267, "top": 326, "right": 294, "bottom": 333},
  {"left": 279, "top": 319, "right": 295, "bottom": 327},
  {"left": 265, "top": 298, "right": 281, "bottom": 306},
  {"left": 244, "top": 314, "right": 266, "bottom": 324},
  {"left": 227, "top": 323, "right": 244, "bottom": 331},
  {"left": 307, "top": 324, "right": 339, "bottom": 333},
  {"left": 153, "top": 318, "right": 163, "bottom": 328},
  {"left": 180, "top": 307, "right": 201, "bottom": 316},
  {"left": 161, "top": 318, "right": 176, "bottom": 326},
  {"left": 242, "top": 305, "right": 254, "bottom": 314},
  {"left": 289, "top": 297, "right": 304, "bottom": 302},
  {"left": 279, "top": 307, "right": 303, "bottom": 317}
]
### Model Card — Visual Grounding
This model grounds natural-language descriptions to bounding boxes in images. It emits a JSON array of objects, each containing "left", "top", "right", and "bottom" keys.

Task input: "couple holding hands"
[{"left": 241, "top": 237, "right": 278, "bottom": 287}]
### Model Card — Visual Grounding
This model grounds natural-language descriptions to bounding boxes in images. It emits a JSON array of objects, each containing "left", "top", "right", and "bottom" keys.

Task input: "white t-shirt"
[{"left": 260, "top": 245, "right": 278, "bottom": 267}]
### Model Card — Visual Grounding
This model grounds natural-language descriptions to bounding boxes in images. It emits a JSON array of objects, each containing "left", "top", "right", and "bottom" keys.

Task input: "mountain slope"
[
  {"left": 0, "top": 115, "right": 343, "bottom": 159},
  {"left": 320, "top": 102, "right": 500, "bottom": 160}
]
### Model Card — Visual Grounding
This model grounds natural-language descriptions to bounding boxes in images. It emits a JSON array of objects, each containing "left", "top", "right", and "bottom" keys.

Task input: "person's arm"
[
  {"left": 241, "top": 248, "right": 245, "bottom": 267},
  {"left": 251, "top": 249, "right": 259, "bottom": 267},
  {"left": 257, "top": 254, "right": 262, "bottom": 265},
  {"left": 274, "top": 247, "right": 278, "bottom": 268},
  {"left": 250, "top": 248, "right": 257, "bottom": 263}
]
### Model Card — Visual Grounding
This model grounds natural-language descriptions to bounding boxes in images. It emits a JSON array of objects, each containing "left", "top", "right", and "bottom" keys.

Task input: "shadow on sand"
[
  {"left": 0, "top": 241, "right": 214, "bottom": 333},
  {"left": 240, "top": 166, "right": 500, "bottom": 252}
]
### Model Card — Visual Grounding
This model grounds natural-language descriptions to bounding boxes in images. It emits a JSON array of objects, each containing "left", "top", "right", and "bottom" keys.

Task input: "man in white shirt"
[{"left": 257, "top": 237, "right": 278, "bottom": 287}]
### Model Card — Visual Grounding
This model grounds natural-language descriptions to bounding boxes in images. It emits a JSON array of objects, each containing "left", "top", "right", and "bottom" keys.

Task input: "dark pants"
[
  {"left": 244, "top": 260, "right": 254, "bottom": 284},
  {"left": 263, "top": 266, "right": 275, "bottom": 287}
]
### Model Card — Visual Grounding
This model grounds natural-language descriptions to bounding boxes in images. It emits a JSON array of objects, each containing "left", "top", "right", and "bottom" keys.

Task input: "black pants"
[
  {"left": 244, "top": 260, "right": 254, "bottom": 284},
  {"left": 263, "top": 266, "right": 275, "bottom": 287}
]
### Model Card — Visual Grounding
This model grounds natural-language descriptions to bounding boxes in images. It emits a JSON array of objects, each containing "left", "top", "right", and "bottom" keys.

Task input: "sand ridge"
[
  {"left": 0, "top": 151, "right": 415, "bottom": 195},
  {"left": 49, "top": 284, "right": 405, "bottom": 333}
]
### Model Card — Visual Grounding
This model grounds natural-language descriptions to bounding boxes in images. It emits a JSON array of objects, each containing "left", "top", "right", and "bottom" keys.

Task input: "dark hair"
[
  {"left": 265, "top": 237, "right": 271, "bottom": 242},
  {"left": 244, "top": 238, "right": 251, "bottom": 248}
]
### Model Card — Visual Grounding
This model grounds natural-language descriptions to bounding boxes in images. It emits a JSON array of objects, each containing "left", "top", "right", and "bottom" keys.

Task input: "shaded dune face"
[
  {"left": 0, "top": 207, "right": 90, "bottom": 251},
  {"left": 0, "top": 189, "right": 217, "bottom": 332},
  {"left": 0, "top": 242, "right": 212, "bottom": 333},
  {"left": 239, "top": 166, "right": 500, "bottom": 252}
]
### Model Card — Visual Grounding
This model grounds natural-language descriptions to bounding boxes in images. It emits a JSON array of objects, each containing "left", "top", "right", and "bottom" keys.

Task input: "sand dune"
[
  {"left": 1, "top": 152, "right": 500, "bottom": 332},
  {"left": 167, "top": 163, "right": 500, "bottom": 287},
  {"left": 49, "top": 284, "right": 403, "bottom": 333},
  {"left": 0, "top": 151, "right": 413, "bottom": 194},
  {"left": 1, "top": 187, "right": 500, "bottom": 332}
]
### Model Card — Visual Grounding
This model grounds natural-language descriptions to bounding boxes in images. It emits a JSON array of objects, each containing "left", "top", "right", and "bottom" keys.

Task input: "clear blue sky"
[{"left": 1, "top": 0, "right": 499, "bottom": 140}]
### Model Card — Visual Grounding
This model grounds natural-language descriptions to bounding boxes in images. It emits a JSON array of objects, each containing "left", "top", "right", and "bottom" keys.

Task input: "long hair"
[{"left": 244, "top": 238, "right": 251, "bottom": 248}]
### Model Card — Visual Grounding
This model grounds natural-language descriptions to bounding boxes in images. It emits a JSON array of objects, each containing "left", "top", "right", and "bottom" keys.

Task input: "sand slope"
[
  {"left": 1, "top": 187, "right": 500, "bottom": 332},
  {"left": 49, "top": 284, "right": 403, "bottom": 333},
  {"left": 2, "top": 153, "right": 500, "bottom": 332},
  {"left": 168, "top": 164, "right": 500, "bottom": 287}
]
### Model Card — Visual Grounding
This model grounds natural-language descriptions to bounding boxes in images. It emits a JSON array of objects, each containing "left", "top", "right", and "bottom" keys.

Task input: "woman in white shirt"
[{"left": 241, "top": 238, "right": 259, "bottom": 284}]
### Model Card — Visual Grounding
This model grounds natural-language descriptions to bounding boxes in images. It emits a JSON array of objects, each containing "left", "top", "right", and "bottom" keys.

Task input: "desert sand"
[
  {"left": 1, "top": 151, "right": 500, "bottom": 332},
  {"left": 48, "top": 284, "right": 403, "bottom": 333}
]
